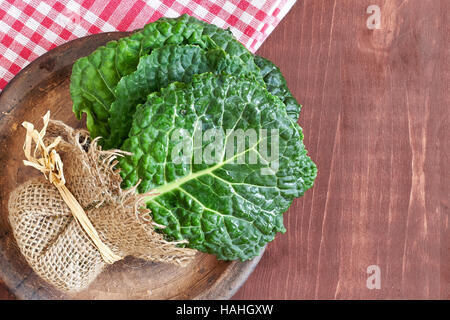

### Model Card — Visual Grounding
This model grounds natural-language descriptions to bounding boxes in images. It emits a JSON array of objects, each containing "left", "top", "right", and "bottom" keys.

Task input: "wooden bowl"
[{"left": 0, "top": 32, "right": 263, "bottom": 300}]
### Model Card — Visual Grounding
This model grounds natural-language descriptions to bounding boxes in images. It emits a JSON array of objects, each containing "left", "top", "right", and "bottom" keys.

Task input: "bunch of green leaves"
[{"left": 70, "top": 15, "right": 316, "bottom": 261}]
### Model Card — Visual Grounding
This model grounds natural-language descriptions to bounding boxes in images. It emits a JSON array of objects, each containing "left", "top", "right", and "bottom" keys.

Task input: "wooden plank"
[
  {"left": 0, "top": 279, "right": 13, "bottom": 300},
  {"left": 233, "top": 0, "right": 449, "bottom": 299}
]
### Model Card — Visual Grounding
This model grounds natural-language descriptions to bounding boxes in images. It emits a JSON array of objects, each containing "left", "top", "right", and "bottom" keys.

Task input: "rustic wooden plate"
[{"left": 0, "top": 32, "right": 264, "bottom": 300}]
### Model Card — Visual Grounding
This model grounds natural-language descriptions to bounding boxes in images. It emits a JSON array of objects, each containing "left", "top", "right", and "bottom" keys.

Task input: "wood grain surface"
[
  {"left": 232, "top": 0, "right": 449, "bottom": 299},
  {"left": 1, "top": 0, "right": 449, "bottom": 300}
]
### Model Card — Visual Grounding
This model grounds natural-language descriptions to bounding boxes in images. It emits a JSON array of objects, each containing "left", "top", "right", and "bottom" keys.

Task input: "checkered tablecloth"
[{"left": 0, "top": 0, "right": 296, "bottom": 92}]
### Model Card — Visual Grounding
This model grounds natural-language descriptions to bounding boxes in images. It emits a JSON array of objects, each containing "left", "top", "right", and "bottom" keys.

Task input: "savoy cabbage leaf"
[
  {"left": 118, "top": 73, "right": 317, "bottom": 260},
  {"left": 105, "top": 44, "right": 264, "bottom": 149},
  {"left": 70, "top": 14, "right": 259, "bottom": 140},
  {"left": 254, "top": 55, "right": 302, "bottom": 121}
]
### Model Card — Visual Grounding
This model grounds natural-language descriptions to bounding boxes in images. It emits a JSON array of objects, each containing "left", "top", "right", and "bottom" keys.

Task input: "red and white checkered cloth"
[{"left": 0, "top": 0, "right": 296, "bottom": 92}]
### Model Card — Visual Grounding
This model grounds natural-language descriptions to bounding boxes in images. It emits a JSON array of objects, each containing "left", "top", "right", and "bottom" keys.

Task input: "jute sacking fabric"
[{"left": 8, "top": 119, "right": 196, "bottom": 292}]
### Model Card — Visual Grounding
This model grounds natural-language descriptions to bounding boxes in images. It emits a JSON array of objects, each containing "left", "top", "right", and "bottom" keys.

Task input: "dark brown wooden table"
[{"left": 1, "top": 0, "right": 448, "bottom": 299}]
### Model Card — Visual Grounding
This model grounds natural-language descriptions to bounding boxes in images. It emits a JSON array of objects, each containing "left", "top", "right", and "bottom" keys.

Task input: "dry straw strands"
[{"left": 22, "top": 111, "right": 121, "bottom": 264}]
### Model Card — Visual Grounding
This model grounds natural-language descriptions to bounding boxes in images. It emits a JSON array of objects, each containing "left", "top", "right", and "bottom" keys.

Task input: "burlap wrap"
[{"left": 8, "top": 119, "right": 196, "bottom": 292}]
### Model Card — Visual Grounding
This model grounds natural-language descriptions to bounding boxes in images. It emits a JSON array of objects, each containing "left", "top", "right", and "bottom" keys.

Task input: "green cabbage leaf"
[
  {"left": 254, "top": 55, "right": 302, "bottom": 121},
  {"left": 118, "top": 73, "right": 316, "bottom": 260},
  {"left": 106, "top": 44, "right": 264, "bottom": 149},
  {"left": 70, "top": 14, "right": 258, "bottom": 140}
]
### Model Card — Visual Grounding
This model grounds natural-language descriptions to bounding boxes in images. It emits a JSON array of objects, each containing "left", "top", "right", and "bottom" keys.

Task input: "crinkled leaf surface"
[
  {"left": 106, "top": 44, "right": 264, "bottom": 149},
  {"left": 118, "top": 74, "right": 317, "bottom": 260},
  {"left": 254, "top": 55, "right": 302, "bottom": 121},
  {"left": 70, "top": 14, "right": 259, "bottom": 140}
]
